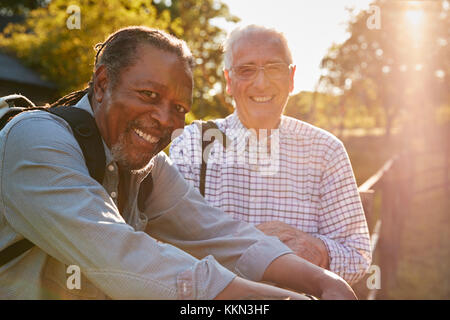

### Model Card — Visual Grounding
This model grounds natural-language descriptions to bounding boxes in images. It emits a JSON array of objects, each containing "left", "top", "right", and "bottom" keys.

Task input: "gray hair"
[{"left": 222, "top": 24, "right": 293, "bottom": 70}]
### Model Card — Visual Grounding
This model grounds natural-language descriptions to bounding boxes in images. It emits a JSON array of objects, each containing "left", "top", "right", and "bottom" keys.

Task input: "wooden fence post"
[
  {"left": 378, "top": 153, "right": 412, "bottom": 298},
  {"left": 378, "top": 167, "right": 396, "bottom": 297},
  {"left": 445, "top": 141, "right": 449, "bottom": 195}
]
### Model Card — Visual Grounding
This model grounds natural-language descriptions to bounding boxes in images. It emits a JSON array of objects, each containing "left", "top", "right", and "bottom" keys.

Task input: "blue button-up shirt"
[{"left": 0, "top": 95, "right": 291, "bottom": 299}]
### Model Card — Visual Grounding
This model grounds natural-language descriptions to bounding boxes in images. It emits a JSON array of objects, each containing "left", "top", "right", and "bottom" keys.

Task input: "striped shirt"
[{"left": 170, "top": 112, "right": 372, "bottom": 284}]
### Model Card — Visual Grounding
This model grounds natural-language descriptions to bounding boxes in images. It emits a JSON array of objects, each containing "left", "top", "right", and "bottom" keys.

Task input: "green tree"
[
  {"left": 0, "top": 0, "right": 173, "bottom": 93},
  {"left": 285, "top": 90, "right": 375, "bottom": 136},
  {"left": 152, "top": 0, "right": 239, "bottom": 121},
  {"left": 319, "top": 0, "right": 449, "bottom": 137},
  {"left": 0, "top": 0, "right": 239, "bottom": 121},
  {"left": 0, "top": 0, "right": 49, "bottom": 16}
]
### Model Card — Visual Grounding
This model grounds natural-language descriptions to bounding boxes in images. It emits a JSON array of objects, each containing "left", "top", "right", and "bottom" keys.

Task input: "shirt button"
[
  {"left": 108, "top": 165, "right": 115, "bottom": 172},
  {"left": 110, "top": 191, "right": 117, "bottom": 198}
]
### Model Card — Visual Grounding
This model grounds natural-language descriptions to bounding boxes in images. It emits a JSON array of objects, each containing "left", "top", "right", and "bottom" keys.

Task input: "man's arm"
[
  {"left": 214, "top": 276, "right": 311, "bottom": 300},
  {"left": 145, "top": 153, "right": 293, "bottom": 283},
  {"left": 315, "top": 140, "right": 372, "bottom": 284},
  {"left": 262, "top": 253, "right": 356, "bottom": 299},
  {"left": 145, "top": 153, "right": 356, "bottom": 299},
  {"left": 215, "top": 253, "right": 356, "bottom": 300}
]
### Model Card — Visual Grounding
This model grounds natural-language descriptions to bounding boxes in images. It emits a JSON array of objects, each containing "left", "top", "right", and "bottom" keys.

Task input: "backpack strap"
[
  {"left": 49, "top": 106, "right": 106, "bottom": 185},
  {"left": 0, "top": 237, "right": 34, "bottom": 268},
  {"left": 0, "top": 105, "right": 106, "bottom": 267},
  {"left": 138, "top": 173, "right": 153, "bottom": 212},
  {"left": 196, "top": 120, "right": 228, "bottom": 197}
]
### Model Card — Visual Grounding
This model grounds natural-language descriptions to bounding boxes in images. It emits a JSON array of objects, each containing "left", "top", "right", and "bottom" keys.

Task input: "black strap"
[
  {"left": 49, "top": 106, "right": 106, "bottom": 185},
  {"left": 0, "top": 239, "right": 34, "bottom": 267},
  {"left": 138, "top": 173, "right": 153, "bottom": 212},
  {"left": 198, "top": 120, "right": 228, "bottom": 197},
  {"left": 0, "top": 105, "right": 106, "bottom": 267}
]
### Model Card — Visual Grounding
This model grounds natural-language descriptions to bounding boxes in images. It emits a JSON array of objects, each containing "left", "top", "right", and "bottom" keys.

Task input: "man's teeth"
[
  {"left": 251, "top": 96, "right": 273, "bottom": 103},
  {"left": 134, "top": 128, "right": 159, "bottom": 144}
]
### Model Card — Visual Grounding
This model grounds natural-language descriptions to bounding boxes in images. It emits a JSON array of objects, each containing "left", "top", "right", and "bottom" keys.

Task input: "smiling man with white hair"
[{"left": 170, "top": 24, "right": 372, "bottom": 285}]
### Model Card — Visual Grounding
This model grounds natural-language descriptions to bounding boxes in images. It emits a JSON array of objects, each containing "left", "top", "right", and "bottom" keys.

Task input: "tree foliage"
[
  {"left": 284, "top": 89, "right": 379, "bottom": 136},
  {"left": 151, "top": 0, "right": 239, "bottom": 120},
  {"left": 318, "top": 0, "right": 450, "bottom": 136},
  {"left": 0, "top": 0, "right": 49, "bottom": 15},
  {"left": 0, "top": 0, "right": 238, "bottom": 121}
]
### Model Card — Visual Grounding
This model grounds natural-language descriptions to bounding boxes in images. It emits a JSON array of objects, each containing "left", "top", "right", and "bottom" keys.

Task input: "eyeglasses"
[{"left": 230, "top": 63, "right": 294, "bottom": 81}]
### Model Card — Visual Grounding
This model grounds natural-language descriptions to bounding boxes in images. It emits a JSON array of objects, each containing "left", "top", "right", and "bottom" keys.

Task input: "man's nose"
[
  {"left": 152, "top": 102, "right": 172, "bottom": 128},
  {"left": 252, "top": 68, "right": 271, "bottom": 89}
]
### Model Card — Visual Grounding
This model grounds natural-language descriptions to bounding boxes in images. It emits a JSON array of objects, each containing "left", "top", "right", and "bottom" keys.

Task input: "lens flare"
[{"left": 404, "top": 9, "right": 424, "bottom": 26}]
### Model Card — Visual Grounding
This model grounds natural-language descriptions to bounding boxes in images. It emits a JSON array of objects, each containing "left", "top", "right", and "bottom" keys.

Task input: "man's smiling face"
[
  {"left": 93, "top": 44, "right": 193, "bottom": 171},
  {"left": 225, "top": 32, "right": 295, "bottom": 130}
]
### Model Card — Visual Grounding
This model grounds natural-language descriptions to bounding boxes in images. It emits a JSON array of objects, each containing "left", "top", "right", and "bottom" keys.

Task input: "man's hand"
[{"left": 257, "top": 220, "right": 329, "bottom": 269}]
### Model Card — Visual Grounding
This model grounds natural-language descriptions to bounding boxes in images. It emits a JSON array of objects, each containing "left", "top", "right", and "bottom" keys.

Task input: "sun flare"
[{"left": 404, "top": 9, "right": 424, "bottom": 26}]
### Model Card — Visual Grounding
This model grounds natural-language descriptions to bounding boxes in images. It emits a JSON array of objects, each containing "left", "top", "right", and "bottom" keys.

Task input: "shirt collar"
[
  {"left": 226, "top": 111, "right": 252, "bottom": 143},
  {"left": 226, "top": 111, "right": 285, "bottom": 146}
]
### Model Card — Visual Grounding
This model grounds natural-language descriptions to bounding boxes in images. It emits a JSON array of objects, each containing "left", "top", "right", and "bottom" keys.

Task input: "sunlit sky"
[{"left": 216, "top": 0, "right": 374, "bottom": 93}]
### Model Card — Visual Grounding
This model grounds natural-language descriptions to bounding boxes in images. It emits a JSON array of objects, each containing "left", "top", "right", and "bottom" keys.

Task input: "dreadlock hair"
[{"left": 51, "top": 26, "right": 194, "bottom": 107}]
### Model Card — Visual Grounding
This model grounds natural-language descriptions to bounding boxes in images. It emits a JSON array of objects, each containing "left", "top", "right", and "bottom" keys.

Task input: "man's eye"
[
  {"left": 236, "top": 66, "right": 256, "bottom": 77},
  {"left": 175, "top": 104, "right": 186, "bottom": 114},
  {"left": 141, "top": 90, "right": 158, "bottom": 99},
  {"left": 266, "top": 64, "right": 285, "bottom": 72}
]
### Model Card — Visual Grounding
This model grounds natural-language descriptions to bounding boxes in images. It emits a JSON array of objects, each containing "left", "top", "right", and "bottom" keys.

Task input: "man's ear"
[
  {"left": 289, "top": 65, "right": 296, "bottom": 93},
  {"left": 93, "top": 65, "right": 108, "bottom": 103},
  {"left": 224, "top": 69, "right": 232, "bottom": 95}
]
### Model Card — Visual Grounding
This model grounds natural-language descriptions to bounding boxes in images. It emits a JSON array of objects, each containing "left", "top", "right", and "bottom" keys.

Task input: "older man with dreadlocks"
[{"left": 0, "top": 26, "right": 356, "bottom": 300}]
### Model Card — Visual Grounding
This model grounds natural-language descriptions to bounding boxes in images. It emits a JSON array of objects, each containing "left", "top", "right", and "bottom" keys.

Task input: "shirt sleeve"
[
  {"left": 0, "top": 113, "right": 235, "bottom": 299},
  {"left": 144, "top": 152, "right": 293, "bottom": 283},
  {"left": 317, "top": 140, "right": 372, "bottom": 285}
]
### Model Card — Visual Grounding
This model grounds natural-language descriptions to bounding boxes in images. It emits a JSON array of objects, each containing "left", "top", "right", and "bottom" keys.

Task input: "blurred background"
[{"left": 0, "top": 0, "right": 448, "bottom": 299}]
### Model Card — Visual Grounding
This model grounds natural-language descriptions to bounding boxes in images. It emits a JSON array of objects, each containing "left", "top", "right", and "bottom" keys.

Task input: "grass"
[{"left": 387, "top": 190, "right": 449, "bottom": 299}]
